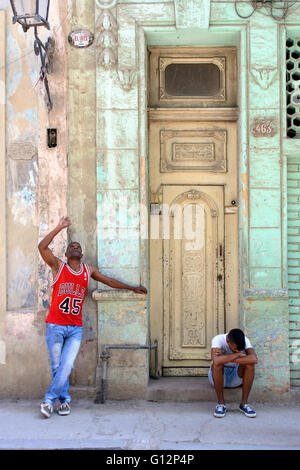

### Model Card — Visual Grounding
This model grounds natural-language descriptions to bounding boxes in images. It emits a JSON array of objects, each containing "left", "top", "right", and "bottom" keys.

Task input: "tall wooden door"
[{"left": 148, "top": 47, "right": 238, "bottom": 376}]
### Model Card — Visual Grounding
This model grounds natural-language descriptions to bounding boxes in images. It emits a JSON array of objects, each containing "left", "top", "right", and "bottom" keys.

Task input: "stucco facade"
[{"left": 1, "top": 0, "right": 300, "bottom": 401}]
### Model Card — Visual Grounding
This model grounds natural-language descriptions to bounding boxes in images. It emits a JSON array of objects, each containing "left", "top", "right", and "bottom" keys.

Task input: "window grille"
[{"left": 286, "top": 38, "right": 300, "bottom": 138}]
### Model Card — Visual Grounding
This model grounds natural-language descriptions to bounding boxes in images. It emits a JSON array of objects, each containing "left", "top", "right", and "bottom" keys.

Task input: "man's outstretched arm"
[
  {"left": 89, "top": 266, "right": 147, "bottom": 294},
  {"left": 38, "top": 217, "right": 71, "bottom": 275}
]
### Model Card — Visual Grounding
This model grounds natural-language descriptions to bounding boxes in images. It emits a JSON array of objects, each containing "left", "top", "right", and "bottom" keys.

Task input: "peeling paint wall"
[{"left": 0, "top": 0, "right": 71, "bottom": 398}]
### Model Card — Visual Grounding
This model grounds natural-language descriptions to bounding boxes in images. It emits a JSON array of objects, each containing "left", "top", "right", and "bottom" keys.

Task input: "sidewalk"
[{"left": 0, "top": 399, "right": 299, "bottom": 450}]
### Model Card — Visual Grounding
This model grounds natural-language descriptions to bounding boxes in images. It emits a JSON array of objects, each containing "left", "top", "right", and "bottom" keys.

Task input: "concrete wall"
[
  {"left": 0, "top": 2, "right": 48, "bottom": 397},
  {"left": 0, "top": 0, "right": 91, "bottom": 398}
]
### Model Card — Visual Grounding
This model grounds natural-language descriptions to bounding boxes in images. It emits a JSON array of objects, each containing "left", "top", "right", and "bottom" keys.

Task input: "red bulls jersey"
[{"left": 46, "top": 263, "right": 90, "bottom": 326}]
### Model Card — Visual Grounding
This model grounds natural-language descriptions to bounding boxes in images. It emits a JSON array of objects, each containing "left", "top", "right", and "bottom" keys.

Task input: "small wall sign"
[
  {"left": 68, "top": 29, "right": 94, "bottom": 48},
  {"left": 251, "top": 118, "right": 277, "bottom": 137}
]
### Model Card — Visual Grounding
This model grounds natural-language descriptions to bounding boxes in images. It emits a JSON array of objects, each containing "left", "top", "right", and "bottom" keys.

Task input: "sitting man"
[{"left": 208, "top": 328, "right": 258, "bottom": 418}]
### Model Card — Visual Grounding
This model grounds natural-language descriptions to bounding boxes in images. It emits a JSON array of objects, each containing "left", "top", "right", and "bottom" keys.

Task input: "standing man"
[
  {"left": 208, "top": 328, "right": 258, "bottom": 418},
  {"left": 38, "top": 216, "right": 147, "bottom": 418}
]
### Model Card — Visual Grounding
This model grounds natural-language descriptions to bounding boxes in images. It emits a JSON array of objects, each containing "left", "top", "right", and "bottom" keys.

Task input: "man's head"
[
  {"left": 226, "top": 329, "right": 246, "bottom": 352},
  {"left": 65, "top": 241, "right": 83, "bottom": 261}
]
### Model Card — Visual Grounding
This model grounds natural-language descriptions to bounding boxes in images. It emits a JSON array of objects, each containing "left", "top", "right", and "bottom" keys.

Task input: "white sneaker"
[
  {"left": 40, "top": 402, "right": 53, "bottom": 419},
  {"left": 57, "top": 402, "right": 71, "bottom": 416}
]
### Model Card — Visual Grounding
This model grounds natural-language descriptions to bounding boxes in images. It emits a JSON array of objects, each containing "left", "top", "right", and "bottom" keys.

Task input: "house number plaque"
[{"left": 251, "top": 118, "right": 277, "bottom": 137}]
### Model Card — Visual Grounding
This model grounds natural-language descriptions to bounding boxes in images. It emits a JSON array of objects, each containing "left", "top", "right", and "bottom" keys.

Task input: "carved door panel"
[
  {"left": 149, "top": 117, "right": 238, "bottom": 376},
  {"left": 161, "top": 185, "right": 224, "bottom": 375}
]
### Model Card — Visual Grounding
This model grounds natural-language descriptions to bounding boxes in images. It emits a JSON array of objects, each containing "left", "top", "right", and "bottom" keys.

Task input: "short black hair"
[
  {"left": 66, "top": 241, "right": 82, "bottom": 250},
  {"left": 227, "top": 329, "right": 245, "bottom": 351}
]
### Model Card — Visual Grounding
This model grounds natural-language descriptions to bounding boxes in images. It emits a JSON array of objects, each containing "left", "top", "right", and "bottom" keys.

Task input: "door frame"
[{"left": 147, "top": 46, "right": 239, "bottom": 376}]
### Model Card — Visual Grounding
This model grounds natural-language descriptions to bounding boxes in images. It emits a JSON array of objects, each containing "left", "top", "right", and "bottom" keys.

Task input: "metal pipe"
[{"left": 95, "top": 340, "right": 159, "bottom": 404}]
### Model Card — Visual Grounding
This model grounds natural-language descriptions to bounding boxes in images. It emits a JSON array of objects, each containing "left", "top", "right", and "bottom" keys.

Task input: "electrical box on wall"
[{"left": 47, "top": 128, "right": 57, "bottom": 148}]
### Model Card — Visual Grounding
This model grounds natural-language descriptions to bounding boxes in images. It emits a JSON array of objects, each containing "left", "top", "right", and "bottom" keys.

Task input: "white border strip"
[{"left": 0, "top": 10, "right": 6, "bottom": 356}]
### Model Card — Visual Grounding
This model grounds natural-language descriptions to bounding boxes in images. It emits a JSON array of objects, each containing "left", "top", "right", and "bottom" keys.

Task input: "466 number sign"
[{"left": 251, "top": 118, "right": 276, "bottom": 137}]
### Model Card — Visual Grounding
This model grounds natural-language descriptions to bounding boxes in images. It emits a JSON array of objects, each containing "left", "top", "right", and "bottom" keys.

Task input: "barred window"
[{"left": 286, "top": 38, "right": 300, "bottom": 138}]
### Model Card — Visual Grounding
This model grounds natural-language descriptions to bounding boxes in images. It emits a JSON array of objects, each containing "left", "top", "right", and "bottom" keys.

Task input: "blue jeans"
[{"left": 44, "top": 323, "right": 82, "bottom": 406}]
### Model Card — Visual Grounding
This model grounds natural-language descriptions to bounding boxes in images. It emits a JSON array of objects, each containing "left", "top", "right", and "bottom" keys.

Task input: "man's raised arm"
[{"left": 38, "top": 216, "right": 71, "bottom": 276}]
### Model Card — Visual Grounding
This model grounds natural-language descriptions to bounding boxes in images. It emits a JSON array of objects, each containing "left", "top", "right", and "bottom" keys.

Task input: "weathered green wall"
[
  {"left": 91, "top": 0, "right": 298, "bottom": 399},
  {"left": 243, "top": 13, "right": 290, "bottom": 398}
]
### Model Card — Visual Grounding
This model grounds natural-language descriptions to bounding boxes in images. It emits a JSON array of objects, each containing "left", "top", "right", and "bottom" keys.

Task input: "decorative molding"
[
  {"left": 171, "top": 189, "right": 219, "bottom": 217},
  {"left": 250, "top": 66, "right": 278, "bottom": 90},
  {"left": 173, "top": 143, "right": 215, "bottom": 161},
  {"left": 159, "top": 56, "right": 226, "bottom": 103},
  {"left": 116, "top": 68, "right": 136, "bottom": 91},
  {"left": 96, "top": 0, "right": 118, "bottom": 9},
  {"left": 148, "top": 108, "right": 239, "bottom": 122},
  {"left": 7, "top": 142, "right": 37, "bottom": 161},
  {"left": 95, "top": 7, "right": 118, "bottom": 68},
  {"left": 95, "top": 0, "right": 136, "bottom": 91},
  {"left": 174, "top": 0, "right": 211, "bottom": 29},
  {"left": 163, "top": 366, "right": 210, "bottom": 376},
  {"left": 160, "top": 129, "right": 227, "bottom": 172}
]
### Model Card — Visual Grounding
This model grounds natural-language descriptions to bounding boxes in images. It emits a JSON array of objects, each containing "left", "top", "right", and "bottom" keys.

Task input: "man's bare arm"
[
  {"left": 89, "top": 266, "right": 147, "bottom": 294},
  {"left": 38, "top": 217, "right": 71, "bottom": 276},
  {"left": 211, "top": 348, "right": 245, "bottom": 366},
  {"left": 232, "top": 348, "right": 258, "bottom": 365}
]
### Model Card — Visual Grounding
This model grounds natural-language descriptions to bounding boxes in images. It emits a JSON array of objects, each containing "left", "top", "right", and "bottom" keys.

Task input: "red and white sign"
[{"left": 68, "top": 30, "right": 94, "bottom": 48}]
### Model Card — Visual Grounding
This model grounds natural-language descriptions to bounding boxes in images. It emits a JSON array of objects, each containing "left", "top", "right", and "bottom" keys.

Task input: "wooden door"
[{"left": 148, "top": 47, "right": 238, "bottom": 376}]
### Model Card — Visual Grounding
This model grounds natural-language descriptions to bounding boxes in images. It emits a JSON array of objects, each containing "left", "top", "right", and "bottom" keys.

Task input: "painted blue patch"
[
  {"left": 24, "top": 108, "right": 38, "bottom": 123},
  {"left": 43, "top": 299, "right": 50, "bottom": 309},
  {"left": 21, "top": 187, "right": 35, "bottom": 204}
]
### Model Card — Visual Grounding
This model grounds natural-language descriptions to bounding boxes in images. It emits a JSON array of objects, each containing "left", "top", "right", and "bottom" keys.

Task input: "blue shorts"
[{"left": 208, "top": 364, "right": 243, "bottom": 388}]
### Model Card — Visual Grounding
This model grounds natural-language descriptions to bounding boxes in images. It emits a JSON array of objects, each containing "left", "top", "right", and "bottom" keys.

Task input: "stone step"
[
  {"left": 70, "top": 380, "right": 300, "bottom": 403},
  {"left": 146, "top": 377, "right": 241, "bottom": 403}
]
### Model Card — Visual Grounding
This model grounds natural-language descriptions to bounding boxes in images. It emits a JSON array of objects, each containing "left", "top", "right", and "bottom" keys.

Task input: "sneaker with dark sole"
[
  {"left": 40, "top": 402, "right": 53, "bottom": 419},
  {"left": 214, "top": 404, "right": 227, "bottom": 418},
  {"left": 239, "top": 403, "right": 256, "bottom": 418},
  {"left": 57, "top": 402, "right": 71, "bottom": 416}
]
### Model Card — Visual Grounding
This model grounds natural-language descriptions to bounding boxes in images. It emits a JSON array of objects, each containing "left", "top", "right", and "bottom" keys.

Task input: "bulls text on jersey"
[{"left": 58, "top": 282, "right": 86, "bottom": 299}]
